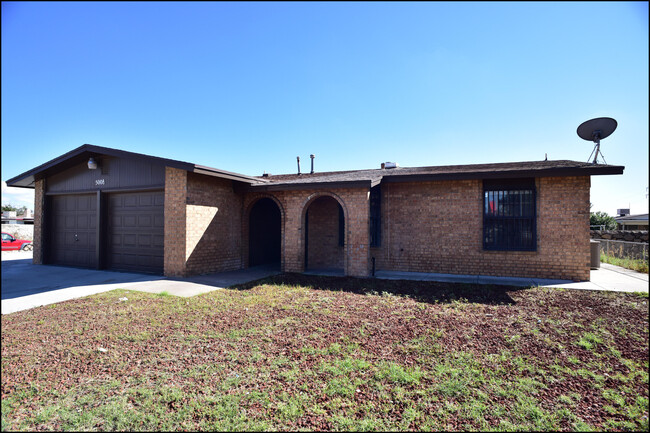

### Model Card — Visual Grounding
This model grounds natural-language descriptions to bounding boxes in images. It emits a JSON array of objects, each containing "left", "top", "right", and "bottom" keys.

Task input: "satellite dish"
[{"left": 577, "top": 117, "right": 617, "bottom": 164}]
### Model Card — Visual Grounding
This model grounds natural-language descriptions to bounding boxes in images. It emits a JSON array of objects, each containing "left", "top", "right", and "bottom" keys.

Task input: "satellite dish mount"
[{"left": 576, "top": 117, "right": 617, "bottom": 164}]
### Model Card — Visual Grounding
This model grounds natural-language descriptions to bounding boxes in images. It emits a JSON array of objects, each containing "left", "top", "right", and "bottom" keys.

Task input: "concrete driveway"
[{"left": 1, "top": 251, "right": 280, "bottom": 315}]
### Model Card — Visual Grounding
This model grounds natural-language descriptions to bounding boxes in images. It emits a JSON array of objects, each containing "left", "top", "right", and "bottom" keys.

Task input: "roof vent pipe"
[
  {"left": 310, "top": 154, "right": 315, "bottom": 174},
  {"left": 381, "top": 162, "right": 398, "bottom": 169},
  {"left": 297, "top": 156, "right": 301, "bottom": 175}
]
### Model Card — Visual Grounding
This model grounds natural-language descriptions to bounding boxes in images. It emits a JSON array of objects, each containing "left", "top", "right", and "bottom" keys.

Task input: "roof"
[
  {"left": 5, "top": 145, "right": 624, "bottom": 191},
  {"left": 250, "top": 159, "right": 625, "bottom": 191},
  {"left": 5, "top": 144, "right": 265, "bottom": 188},
  {"left": 615, "top": 214, "right": 649, "bottom": 223}
]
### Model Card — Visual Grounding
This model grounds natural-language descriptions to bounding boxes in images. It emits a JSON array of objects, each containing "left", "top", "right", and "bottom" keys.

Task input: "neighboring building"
[
  {"left": 1, "top": 210, "right": 34, "bottom": 225},
  {"left": 6, "top": 144, "right": 624, "bottom": 281},
  {"left": 615, "top": 213, "right": 649, "bottom": 230}
]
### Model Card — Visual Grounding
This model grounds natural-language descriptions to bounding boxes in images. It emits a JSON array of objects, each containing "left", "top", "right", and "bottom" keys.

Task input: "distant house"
[
  {"left": 5, "top": 144, "right": 624, "bottom": 281},
  {"left": 615, "top": 213, "right": 649, "bottom": 230},
  {"left": 1, "top": 210, "right": 34, "bottom": 225}
]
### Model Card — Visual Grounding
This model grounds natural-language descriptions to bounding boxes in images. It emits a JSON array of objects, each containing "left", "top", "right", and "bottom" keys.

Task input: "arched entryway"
[
  {"left": 249, "top": 198, "right": 281, "bottom": 267},
  {"left": 304, "top": 195, "right": 345, "bottom": 273}
]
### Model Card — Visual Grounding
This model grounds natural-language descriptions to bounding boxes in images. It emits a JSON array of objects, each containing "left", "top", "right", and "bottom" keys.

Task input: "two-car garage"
[
  {"left": 47, "top": 191, "right": 164, "bottom": 274},
  {"left": 6, "top": 144, "right": 265, "bottom": 277},
  {"left": 15, "top": 145, "right": 175, "bottom": 275}
]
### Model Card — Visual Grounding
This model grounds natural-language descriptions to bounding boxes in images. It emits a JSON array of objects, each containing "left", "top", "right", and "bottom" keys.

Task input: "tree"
[
  {"left": 1, "top": 204, "right": 28, "bottom": 215},
  {"left": 590, "top": 211, "right": 617, "bottom": 230}
]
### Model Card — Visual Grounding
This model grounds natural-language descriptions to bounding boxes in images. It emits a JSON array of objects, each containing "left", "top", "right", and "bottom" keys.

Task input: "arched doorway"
[
  {"left": 249, "top": 198, "right": 281, "bottom": 267},
  {"left": 305, "top": 196, "right": 344, "bottom": 272}
]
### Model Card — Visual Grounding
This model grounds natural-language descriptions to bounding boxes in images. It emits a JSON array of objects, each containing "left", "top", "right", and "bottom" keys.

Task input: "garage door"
[
  {"left": 107, "top": 191, "right": 164, "bottom": 274},
  {"left": 49, "top": 194, "right": 97, "bottom": 268}
]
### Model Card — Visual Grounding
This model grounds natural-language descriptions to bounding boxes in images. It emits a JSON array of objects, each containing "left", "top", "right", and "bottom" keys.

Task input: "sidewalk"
[
  {"left": 585, "top": 263, "right": 649, "bottom": 292},
  {"left": 374, "top": 264, "right": 648, "bottom": 293}
]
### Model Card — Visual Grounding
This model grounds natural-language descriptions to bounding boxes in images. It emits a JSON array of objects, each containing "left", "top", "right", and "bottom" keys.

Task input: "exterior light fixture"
[{"left": 88, "top": 157, "right": 98, "bottom": 170}]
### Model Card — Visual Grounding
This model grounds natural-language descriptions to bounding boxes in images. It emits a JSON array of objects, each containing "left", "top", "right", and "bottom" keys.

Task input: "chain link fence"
[{"left": 598, "top": 239, "right": 648, "bottom": 262}]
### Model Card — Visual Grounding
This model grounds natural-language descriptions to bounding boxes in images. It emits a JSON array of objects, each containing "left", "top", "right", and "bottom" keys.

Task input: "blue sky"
[{"left": 2, "top": 1, "right": 648, "bottom": 216}]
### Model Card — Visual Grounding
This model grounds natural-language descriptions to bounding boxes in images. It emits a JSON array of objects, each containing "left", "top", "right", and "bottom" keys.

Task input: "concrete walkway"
[
  {"left": 2, "top": 250, "right": 647, "bottom": 315},
  {"left": 374, "top": 263, "right": 648, "bottom": 293}
]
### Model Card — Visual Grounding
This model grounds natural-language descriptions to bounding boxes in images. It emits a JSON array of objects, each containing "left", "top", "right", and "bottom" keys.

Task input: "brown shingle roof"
[{"left": 250, "top": 160, "right": 624, "bottom": 190}]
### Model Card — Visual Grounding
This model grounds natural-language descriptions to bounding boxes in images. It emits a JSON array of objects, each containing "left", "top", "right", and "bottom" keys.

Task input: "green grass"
[
  {"left": 1, "top": 276, "right": 648, "bottom": 431},
  {"left": 600, "top": 252, "right": 649, "bottom": 273},
  {"left": 576, "top": 332, "right": 604, "bottom": 351},
  {"left": 375, "top": 361, "right": 424, "bottom": 385}
]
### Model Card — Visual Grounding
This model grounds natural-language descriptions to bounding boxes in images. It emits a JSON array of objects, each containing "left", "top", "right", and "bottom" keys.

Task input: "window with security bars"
[{"left": 483, "top": 179, "right": 536, "bottom": 251}]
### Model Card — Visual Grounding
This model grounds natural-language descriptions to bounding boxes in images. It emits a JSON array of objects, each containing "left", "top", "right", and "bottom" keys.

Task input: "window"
[
  {"left": 483, "top": 179, "right": 536, "bottom": 251},
  {"left": 369, "top": 185, "right": 381, "bottom": 247}
]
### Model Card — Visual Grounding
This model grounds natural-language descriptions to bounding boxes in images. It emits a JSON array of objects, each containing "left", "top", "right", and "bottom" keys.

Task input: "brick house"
[{"left": 6, "top": 144, "right": 624, "bottom": 281}]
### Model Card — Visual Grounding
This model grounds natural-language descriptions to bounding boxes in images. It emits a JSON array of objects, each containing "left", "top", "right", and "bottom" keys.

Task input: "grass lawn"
[{"left": 2, "top": 274, "right": 648, "bottom": 431}]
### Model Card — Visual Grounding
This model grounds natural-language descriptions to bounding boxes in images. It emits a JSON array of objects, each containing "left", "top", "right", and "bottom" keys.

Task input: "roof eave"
[
  {"left": 192, "top": 165, "right": 267, "bottom": 184},
  {"left": 5, "top": 144, "right": 262, "bottom": 188},
  {"left": 381, "top": 165, "right": 625, "bottom": 184},
  {"left": 249, "top": 179, "right": 374, "bottom": 191}
]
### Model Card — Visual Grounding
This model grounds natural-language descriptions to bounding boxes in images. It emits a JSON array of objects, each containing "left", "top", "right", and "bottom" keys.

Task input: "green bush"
[{"left": 590, "top": 211, "right": 617, "bottom": 230}]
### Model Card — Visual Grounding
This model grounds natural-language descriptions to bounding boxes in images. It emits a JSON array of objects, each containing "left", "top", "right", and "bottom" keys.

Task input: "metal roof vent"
[{"left": 381, "top": 162, "right": 399, "bottom": 169}]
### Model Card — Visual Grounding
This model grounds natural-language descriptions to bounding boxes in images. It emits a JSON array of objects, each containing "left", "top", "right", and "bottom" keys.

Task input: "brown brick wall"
[
  {"left": 164, "top": 168, "right": 244, "bottom": 276},
  {"left": 164, "top": 167, "right": 188, "bottom": 276},
  {"left": 373, "top": 176, "right": 591, "bottom": 281},
  {"left": 536, "top": 176, "right": 590, "bottom": 281},
  {"left": 244, "top": 188, "right": 370, "bottom": 277},
  {"left": 306, "top": 196, "right": 344, "bottom": 269},
  {"left": 164, "top": 170, "right": 589, "bottom": 280},
  {"left": 32, "top": 179, "right": 45, "bottom": 265},
  {"left": 185, "top": 172, "right": 242, "bottom": 274}
]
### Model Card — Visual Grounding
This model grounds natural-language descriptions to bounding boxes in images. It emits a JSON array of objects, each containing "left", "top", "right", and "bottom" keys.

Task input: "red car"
[{"left": 1, "top": 232, "right": 33, "bottom": 251}]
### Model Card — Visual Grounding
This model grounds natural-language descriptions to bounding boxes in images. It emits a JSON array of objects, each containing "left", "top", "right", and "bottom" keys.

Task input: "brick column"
[
  {"left": 282, "top": 189, "right": 371, "bottom": 277},
  {"left": 344, "top": 189, "right": 370, "bottom": 277},
  {"left": 32, "top": 179, "right": 45, "bottom": 265},
  {"left": 164, "top": 167, "right": 188, "bottom": 277},
  {"left": 538, "top": 176, "right": 591, "bottom": 281},
  {"left": 283, "top": 193, "right": 305, "bottom": 273}
]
